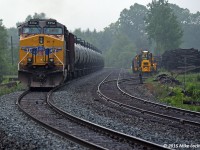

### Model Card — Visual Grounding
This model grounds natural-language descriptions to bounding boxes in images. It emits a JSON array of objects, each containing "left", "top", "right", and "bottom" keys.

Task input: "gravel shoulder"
[{"left": 0, "top": 92, "right": 86, "bottom": 149}]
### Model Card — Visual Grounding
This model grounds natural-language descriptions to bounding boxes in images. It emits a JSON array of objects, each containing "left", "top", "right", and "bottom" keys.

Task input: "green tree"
[
  {"left": 105, "top": 33, "right": 136, "bottom": 68},
  {"left": 119, "top": 3, "right": 149, "bottom": 49},
  {"left": 0, "top": 19, "right": 8, "bottom": 82},
  {"left": 16, "top": 12, "right": 47, "bottom": 27},
  {"left": 170, "top": 4, "right": 200, "bottom": 49},
  {"left": 73, "top": 28, "right": 110, "bottom": 52},
  {"left": 145, "top": 0, "right": 183, "bottom": 54},
  {"left": 7, "top": 27, "right": 19, "bottom": 63}
]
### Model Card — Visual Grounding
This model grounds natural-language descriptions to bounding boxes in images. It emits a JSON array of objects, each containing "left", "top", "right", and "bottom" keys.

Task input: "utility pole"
[
  {"left": 139, "top": 72, "right": 143, "bottom": 84},
  {"left": 11, "top": 36, "right": 14, "bottom": 65},
  {"left": 184, "top": 56, "right": 186, "bottom": 92}
]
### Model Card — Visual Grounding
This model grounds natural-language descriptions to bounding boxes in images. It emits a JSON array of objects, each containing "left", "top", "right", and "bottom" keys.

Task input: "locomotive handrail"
[
  {"left": 52, "top": 52, "right": 64, "bottom": 73},
  {"left": 18, "top": 51, "right": 30, "bottom": 70}
]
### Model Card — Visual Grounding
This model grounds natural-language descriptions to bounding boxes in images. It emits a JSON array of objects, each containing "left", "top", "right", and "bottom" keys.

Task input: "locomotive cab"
[
  {"left": 18, "top": 19, "right": 65, "bottom": 87},
  {"left": 132, "top": 50, "right": 156, "bottom": 73},
  {"left": 141, "top": 51, "right": 152, "bottom": 73}
]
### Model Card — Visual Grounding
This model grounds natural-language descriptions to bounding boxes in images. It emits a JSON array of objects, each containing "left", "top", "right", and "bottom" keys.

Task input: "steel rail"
[
  {"left": 116, "top": 69, "right": 200, "bottom": 127},
  {"left": 17, "top": 80, "right": 167, "bottom": 149},
  {"left": 96, "top": 72, "right": 170, "bottom": 150},
  {"left": 16, "top": 87, "right": 105, "bottom": 150},
  {"left": 118, "top": 70, "right": 200, "bottom": 116},
  {"left": 97, "top": 70, "right": 200, "bottom": 128}
]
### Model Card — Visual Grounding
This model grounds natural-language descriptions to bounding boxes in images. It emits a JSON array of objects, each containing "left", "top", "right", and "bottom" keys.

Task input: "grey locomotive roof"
[{"left": 18, "top": 18, "right": 64, "bottom": 28}]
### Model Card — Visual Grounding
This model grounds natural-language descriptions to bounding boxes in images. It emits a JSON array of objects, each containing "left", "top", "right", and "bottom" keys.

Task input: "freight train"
[
  {"left": 18, "top": 19, "right": 104, "bottom": 87},
  {"left": 132, "top": 50, "right": 157, "bottom": 73}
]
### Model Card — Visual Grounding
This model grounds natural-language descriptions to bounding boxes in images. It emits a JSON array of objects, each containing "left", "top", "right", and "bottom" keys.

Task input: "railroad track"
[
  {"left": 97, "top": 69, "right": 200, "bottom": 128},
  {"left": 17, "top": 82, "right": 167, "bottom": 149}
]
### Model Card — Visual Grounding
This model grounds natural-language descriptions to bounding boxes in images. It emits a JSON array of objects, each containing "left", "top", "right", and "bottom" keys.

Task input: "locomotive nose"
[{"left": 36, "top": 73, "right": 46, "bottom": 82}]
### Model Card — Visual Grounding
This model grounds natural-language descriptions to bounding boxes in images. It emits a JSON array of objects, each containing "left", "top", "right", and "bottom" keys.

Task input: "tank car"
[
  {"left": 132, "top": 50, "right": 157, "bottom": 73},
  {"left": 18, "top": 19, "right": 104, "bottom": 87}
]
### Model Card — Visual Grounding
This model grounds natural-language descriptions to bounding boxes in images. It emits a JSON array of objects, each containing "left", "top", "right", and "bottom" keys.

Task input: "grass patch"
[
  {"left": 2, "top": 75, "right": 18, "bottom": 84},
  {"left": 0, "top": 83, "right": 25, "bottom": 96},
  {"left": 146, "top": 72, "right": 200, "bottom": 112}
]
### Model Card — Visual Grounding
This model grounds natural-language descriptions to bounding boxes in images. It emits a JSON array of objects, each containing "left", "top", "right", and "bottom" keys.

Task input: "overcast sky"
[{"left": 1, "top": 0, "right": 200, "bottom": 31}]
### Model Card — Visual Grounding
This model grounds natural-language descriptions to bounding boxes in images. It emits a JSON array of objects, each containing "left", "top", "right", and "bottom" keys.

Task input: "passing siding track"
[
  {"left": 16, "top": 83, "right": 168, "bottom": 150},
  {"left": 97, "top": 69, "right": 200, "bottom": 128}
]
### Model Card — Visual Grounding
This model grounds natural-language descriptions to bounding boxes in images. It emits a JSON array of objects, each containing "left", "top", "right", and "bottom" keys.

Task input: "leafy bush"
[
  {"left": 0, "top": 84, "right": 24, "bottom": 96},
  {"left": 0, "top": 75, "right": 3, "bottom": 83},
  {"left": 197, "top": 74, "right": 200, "bottom": 82},
  {"left": 159, "top": 86, "right": 200, "bottom": 111},
  {"left": 193, "top": 89, "right": 200, "bottom": 100},
  {"left": 186, "top": 83, "right": 195, "bottom": 95},
  {"left": 166, "top": 88, "right": 184, "bottom": 104}
]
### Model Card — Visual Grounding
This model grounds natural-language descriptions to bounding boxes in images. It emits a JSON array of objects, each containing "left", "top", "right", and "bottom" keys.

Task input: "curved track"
[
  {"left": 97, "top": 69, "right": 200, "bottom": 128},
  {"left": 17, "top": 83, "right": 167, "bottom": 150}
]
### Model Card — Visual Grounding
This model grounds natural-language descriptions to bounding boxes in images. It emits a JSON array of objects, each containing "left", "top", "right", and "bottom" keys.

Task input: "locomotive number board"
[
  {"left": 46, "top": 21, "right": 57, "bottom": 25},
  {"left": 28, "top": 21, "right": 39, "bottom": 25}
]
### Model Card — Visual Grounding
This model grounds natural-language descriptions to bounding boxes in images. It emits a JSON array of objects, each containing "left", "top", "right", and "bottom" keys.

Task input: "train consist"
[
  {"left": 18, "top": 19, "right": 104, "bottom": 87},
  {"left": 132, "top": 50, "right": 157, "bottom": 73}
]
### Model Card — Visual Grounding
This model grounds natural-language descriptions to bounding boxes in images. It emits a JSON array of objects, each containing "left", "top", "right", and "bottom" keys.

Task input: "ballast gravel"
[
  {"left": 1, "top": 68, "right": 200, "bottom": 150},
  {"left": 0, "top": 92, "right": 87, "bottom": 149},
  {"left": 52, "top": 69, "right": 200, "bottom": 149}
]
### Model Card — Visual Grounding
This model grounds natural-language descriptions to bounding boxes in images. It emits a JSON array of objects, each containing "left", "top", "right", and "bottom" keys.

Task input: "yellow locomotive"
[
  {"left": 132, "top": 50, "right": 157, "bottom": 73},
  {"left": 18, "top": 19, "right": 104, "bottom": 87}
]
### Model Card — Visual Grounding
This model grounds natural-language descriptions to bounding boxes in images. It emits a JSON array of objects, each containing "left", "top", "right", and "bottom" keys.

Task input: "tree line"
[
  {"left": 74, "top": 1, "right": 200, "bottom": 67},
  {"left": 1, "top": 0, "right": 200, "bottom": 81},
  {"left": 0, "top": 13, "right": 46, "bottom": 82}
]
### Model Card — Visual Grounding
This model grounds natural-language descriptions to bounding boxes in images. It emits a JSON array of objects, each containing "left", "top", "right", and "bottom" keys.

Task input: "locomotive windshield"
[
  {"left": 44, "top": 27, "right": 63, "bottom": 35},
  {"left": 23, "top": 27, "right": 41, "bottom": 34},
  {"left": 142, "top": 52, "right": 149, "bottom": 60}
]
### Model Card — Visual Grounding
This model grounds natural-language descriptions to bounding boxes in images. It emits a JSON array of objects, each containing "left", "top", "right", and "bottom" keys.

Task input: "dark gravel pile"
[
  {"left": 52, "top": 69, "right": 200, "bottom": 149},
  {"left": 0, "top": 92, "right": 87, "bottom": 150}
]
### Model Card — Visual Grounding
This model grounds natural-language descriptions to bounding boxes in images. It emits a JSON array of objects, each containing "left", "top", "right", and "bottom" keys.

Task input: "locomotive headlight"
[
  {"left": 49, "top": 58, "right": 54, "bottom": 62},
  {"left": 27, "top": 58, "right": 32, "bottom": 62},
  {"left": 39, "top": 36, "right": 44, "bottom": 44}
]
